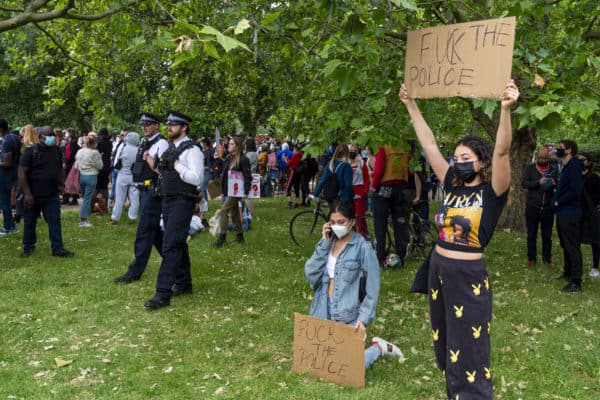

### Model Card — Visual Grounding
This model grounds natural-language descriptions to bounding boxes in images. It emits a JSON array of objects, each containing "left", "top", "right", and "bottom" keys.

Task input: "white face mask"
[{"left": 331, "top": 224, "right": 350, "bottom": 239}]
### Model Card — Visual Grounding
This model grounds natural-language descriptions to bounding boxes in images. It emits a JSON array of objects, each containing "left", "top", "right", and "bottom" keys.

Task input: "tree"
[
  {"left": 0, "top": 0, "right": 136, "bottom": 32},
  {"left": 2, "top": 0, "right": 599, "bottom": 231}
]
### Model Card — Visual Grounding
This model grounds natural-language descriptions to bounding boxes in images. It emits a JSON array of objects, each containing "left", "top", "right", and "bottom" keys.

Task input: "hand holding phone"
[{"left": 322, "top": 222, "right": 333, "bottom": 241}]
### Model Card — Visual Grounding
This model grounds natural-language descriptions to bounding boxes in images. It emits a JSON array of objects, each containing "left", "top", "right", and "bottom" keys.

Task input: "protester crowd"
[{"left": 1, "top": 84, "right": 600, "bottom": 398}]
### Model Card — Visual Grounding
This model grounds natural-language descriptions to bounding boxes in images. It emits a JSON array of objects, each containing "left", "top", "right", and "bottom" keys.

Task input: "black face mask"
[
  {"left": 556, "top": 148, "right": 565, "bottom": 158},
  {"left": 454, "top": 161, "right": 478, "bottom": 183},
  {"left": 348, "top": 152, "right": 357, "bottom": 159}
]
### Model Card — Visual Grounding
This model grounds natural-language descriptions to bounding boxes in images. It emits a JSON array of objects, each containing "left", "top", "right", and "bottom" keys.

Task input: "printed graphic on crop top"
[
  {"left": 433, "top": 167, "right": 509, "bottom": 252},
  {"left": 435, "top": 190, "right": 483, "bottom": 248}
]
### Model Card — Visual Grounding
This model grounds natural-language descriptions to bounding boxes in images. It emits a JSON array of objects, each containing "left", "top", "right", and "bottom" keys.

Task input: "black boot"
[
  {"left": 235, "top": 233, "right": 244, "bottom": 243},
  {"left": 212, "top": 234, "right": 226, "bottom": 248}
]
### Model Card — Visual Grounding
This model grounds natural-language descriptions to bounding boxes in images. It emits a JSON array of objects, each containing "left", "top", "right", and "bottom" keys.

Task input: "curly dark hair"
[
  {"left": 449, "top": 215, "right": 472, "bottom": 237},
  {"left": 453, "top": 136, "right": 493, "bottom": 184}
]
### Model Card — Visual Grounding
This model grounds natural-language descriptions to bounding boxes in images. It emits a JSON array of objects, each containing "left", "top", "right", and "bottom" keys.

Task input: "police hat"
[
  {"left": 138, "top": 112, "right": 161, "bottom": 126},
  {"left": 166, "top": 111, "right": 192, "bottom": 126}
]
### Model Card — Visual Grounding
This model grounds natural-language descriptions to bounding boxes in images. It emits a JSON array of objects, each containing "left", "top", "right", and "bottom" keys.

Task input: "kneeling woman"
[{"left": 304, "top": 200, "right": 402, "bottom": 368}]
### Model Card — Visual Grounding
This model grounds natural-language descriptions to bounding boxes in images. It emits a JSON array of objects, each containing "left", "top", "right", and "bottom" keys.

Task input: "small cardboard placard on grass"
[
  {"left": 405, "top": 16, "right": 516, "bottom": 99},
  {"left": 292, "top": 313, "right": 365, "bottom": 388}
]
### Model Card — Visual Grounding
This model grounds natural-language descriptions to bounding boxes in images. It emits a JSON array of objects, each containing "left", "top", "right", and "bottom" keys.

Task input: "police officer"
[
  {"left": 144, "top": 111, "right": 203, "bottom": 309},
  {"left": 113, "top": 113, "right": 168, "bottom": 283}
]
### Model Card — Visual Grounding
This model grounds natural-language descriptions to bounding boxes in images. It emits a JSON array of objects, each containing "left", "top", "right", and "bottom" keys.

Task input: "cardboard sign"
[
  {"left": 292, "top": 313, "right": 365, "bottom": 388},
  {"left": 249, "top": 173, "right": 261, "bottom": 199},
  {"left": 405, "top": 16, "right": 516, "bottom": 99},
  {"left": 227, "top": 170, "right": 244, "bottom": 197}
]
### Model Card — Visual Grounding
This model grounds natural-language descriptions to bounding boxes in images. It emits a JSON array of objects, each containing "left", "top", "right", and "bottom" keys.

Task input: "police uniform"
[
  {"left": 144, "top": 111, "right": 203, "bottom": 309},
  {"left": 114, "top": 113, "right": 168, "bottom": 283}
]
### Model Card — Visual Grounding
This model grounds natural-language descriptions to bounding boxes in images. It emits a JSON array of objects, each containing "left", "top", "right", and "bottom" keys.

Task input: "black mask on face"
[
  {"left": 348, "top": 151, "right": 357, "bottom": 159},
  {"left": 556, "top": 148, "right": 565, "bottom": 158},
  {"left": 454, "top": 161, "right": 478, "bottom": 183}
]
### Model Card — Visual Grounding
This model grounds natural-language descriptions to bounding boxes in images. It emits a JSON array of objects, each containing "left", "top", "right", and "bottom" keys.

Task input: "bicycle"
[
  {"left": 289, "top": 198, "right": 392, "bottom": 252},
  {"left": 406, "top": 200, "right": 437, "bottom": 259}
]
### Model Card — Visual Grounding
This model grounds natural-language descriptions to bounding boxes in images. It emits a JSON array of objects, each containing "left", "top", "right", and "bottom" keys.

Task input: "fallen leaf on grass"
[
  {"left": 163, "top": 366, "right": 173, "bottom": 373},
  {"left": 55, "top": 358, "right": 73, "bottom": 368},
  {"left": 214, "top": 386, "right": 225, "bottom": 395}
]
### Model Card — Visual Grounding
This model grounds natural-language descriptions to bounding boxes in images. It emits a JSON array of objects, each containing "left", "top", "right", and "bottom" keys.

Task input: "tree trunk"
[{"left": 497, "top": 126, "right": 537, "bottom": 231}]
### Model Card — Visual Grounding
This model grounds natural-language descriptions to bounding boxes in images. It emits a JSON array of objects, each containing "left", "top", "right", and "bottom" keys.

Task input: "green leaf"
[
  {"left": 200, "top": 25, "right": 250, "bottom": 53},
  {"left": 322, "top": 59, "right": 344, "bottom": 77},
  {"left": 203, "top": 42, "right": 220, "bottom": 59},
  {"left": 568, "top": 98, "right": 598, "bottom": 121},
  {"left": 234, "top": 18, "right": 251, "bottom": 35},
  {"left": 261, "top": 12, "right": 281, "bottom": 26},
  {"left": 178, "top": 21, "right": 201, "bottom": 34},
  {"left": 336, "top": 68, "right": 359, "bottom": 96},
  {"left": 529, "top": 103, "right": 562, "bottom": 120},
  {"left": 473, "top": 99, "right": 497, "bottom": 119},
  {"left": 390, "top": 0, "right": 418, "bottom": 11}
]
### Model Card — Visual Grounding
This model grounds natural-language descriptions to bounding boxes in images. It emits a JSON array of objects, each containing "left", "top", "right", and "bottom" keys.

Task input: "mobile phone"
[{"left": 326, "top": 223, "right": 333, "bottom": 240}]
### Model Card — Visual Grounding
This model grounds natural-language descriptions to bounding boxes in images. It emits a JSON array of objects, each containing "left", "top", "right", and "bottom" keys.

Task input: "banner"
[
  {"left": 292, "top": 313, "right": 365, "bottom": 389},
  {"left": 405, "top": 16, "right": 516, "bottom": 99},
  {"left": 249, "top": 174, "right": 261, "bottom": 199},
  {"left": 227, "top": 170, "right": 244, "bottom": 197}
]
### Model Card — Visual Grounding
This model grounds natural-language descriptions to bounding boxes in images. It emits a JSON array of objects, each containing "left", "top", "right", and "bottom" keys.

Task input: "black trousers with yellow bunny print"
[{"left": 428, "top": 251, "right": 492, "bottom": 400}]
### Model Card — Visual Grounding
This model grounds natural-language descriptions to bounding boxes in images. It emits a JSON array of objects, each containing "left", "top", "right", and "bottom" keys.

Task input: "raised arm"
[
  {"left": 491, "top": 80, "right": 520, "bottom": 196},
  {"left": 399, "top": 84, "right": 449, "bottom": 182}
]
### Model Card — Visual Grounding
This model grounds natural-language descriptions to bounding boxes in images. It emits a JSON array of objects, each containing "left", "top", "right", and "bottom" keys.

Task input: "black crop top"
[{"left": 433, "top": 167, "right": 509, "bottom": 253}]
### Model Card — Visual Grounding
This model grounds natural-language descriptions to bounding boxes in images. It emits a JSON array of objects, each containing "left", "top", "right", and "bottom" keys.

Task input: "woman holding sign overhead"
[
  {"left": 399, "top": 80, "right": 519, "bottom": 399},
  {"left": 212, "top": 136, "right": 251, "bottom": 247},
  {"left": 304, "top": 200, "right": 404, "bottom": 370}
]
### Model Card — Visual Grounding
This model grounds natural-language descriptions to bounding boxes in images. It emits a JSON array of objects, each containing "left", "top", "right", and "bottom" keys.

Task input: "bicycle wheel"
[{"left": 290, "top": 210, "right": 327, "bottom": 248}]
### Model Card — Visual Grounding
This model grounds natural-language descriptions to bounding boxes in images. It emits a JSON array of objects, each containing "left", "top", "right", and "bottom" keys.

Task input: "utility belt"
[{"left": 135, "top": 180, "right": 156, "bottom": 191}]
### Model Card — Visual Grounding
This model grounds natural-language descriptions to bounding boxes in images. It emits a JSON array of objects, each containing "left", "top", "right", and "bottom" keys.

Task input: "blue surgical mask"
[{"left": 44, "top": 136, "right": 56, "bottom": 146}]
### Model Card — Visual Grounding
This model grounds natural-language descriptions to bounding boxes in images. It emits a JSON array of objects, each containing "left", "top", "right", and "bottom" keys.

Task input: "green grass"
[{"left": 1, "top": 197, "right": 600, "bottom": 399}]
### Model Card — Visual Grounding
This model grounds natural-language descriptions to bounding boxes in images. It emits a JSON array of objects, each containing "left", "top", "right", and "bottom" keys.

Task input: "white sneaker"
[
  {"left": 372, "top": 337, "right": 404, "bottom": 360},
  {"left": 79, "top": 221, "right": 93, "bottom": 228},
  {"left": 589, "top": 268, "right": 600, "bottom": 278}
]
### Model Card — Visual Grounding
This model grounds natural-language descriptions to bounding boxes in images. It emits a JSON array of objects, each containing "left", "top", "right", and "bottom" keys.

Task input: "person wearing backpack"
[{"left": 312, "top": 144, "right": 353, "bottom": 211}]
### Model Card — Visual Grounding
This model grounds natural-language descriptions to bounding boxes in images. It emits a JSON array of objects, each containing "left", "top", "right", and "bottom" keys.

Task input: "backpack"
[{"left": 320, "top": 162, "right": 342, "bottom": 201}]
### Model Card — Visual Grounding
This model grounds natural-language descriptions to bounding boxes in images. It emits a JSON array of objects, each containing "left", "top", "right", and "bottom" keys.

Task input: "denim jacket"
[{"left": 304, "top": 232, "right": 380, "bottom": 326}]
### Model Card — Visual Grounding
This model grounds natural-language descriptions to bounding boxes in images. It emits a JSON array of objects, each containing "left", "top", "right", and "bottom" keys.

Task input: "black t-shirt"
[
  {"left": 433, "top": 167, "right": 509, "bottom": 253},
  {"left": 0, "top": 133, "right": 21, "bottom": 176},
  {"left": 20, "top": 144, "right": 62, "bottom": 197}
]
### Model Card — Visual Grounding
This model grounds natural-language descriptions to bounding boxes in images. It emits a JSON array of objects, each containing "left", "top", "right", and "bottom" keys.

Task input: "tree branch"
[
  {"left": 0, "top": 5, "right": 24, "bottom": 12},
  {"left": 384, "top": 31, "right": 406, "bottom": 41},
  {"left": 0, "top": 1, "right": 135, "bottom": 33},
  {"left": 63, "top": 3, "right": 134, "bottom": 22},
  {"left": 34, "top": 22, "right": 108, "bottom": 79},
  {"left": 583, "top": 29, "right": 600, "bottom": 40}
]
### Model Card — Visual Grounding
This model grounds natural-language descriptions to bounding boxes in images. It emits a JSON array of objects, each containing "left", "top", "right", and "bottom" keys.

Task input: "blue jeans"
[
  {"left": 23, "top": 195, "right": 64, "bottom": 252},
  {"left": 0, "top": 173, "right": 16, "bottom": 230},
  {"left": 79, "top": 174, "right": 97, "bottom": 219},
  {"left": 155, "top": 196, "right": 195, "bottom": 298},
  {"left": 109, "top": 169, "right": 119, "bottom": 201},
  {"left": 327, "top": 297, "right": 381, "bottom": 369}
]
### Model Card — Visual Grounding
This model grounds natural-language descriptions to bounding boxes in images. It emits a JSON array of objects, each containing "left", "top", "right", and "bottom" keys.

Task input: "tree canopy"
[{"left": 1, "top": 1, "right": 598, "bottom": 143}]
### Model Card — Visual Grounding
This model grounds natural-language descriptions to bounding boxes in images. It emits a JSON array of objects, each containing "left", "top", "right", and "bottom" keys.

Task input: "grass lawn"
[{"left": 1, "top": 197, "right": 599, "bottom": 399}]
